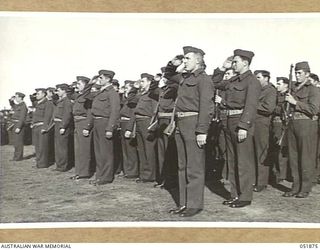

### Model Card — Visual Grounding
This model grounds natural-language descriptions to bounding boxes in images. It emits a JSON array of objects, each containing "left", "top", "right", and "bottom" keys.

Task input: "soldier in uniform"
[
  {"left": 70, "top": 76, "right": 95, "bottom": 180},
  {"left": 88, "top": 70, "right": 120, "bottom": 185},
  {"left": 125, "top": 73, "right": 159, "bottom": 183},
  {"left": 271, "top": 77, "right": 290, "bottom": 184},
  {"left": 46, "top": 87, "right": 57, "bottom": 165},
  {"left": 253, "top": 70, "right": 277, "bottom": 192},
  {"left": 52, "top": 84, "right": 74, "bottom": 172},
  {"left": 168, "top": 46, "right": 213, "bottom": 217},
  {"left": 119, "top": 80, "right": 139, "bottom": 179},
  {"left": 283, "top": 61, "right": 320, "bottom": 198},
  {"left": 9, "top": 92, "right": 28, "bottom": 161},
  {"left": 31, "top": 88, "right": 54, "bottom": 168},
  {"left": 215, "top": 49, "right": 261, "bottom": 208}
]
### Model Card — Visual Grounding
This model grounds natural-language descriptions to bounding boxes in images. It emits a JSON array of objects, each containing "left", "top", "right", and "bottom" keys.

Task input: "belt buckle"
[{"left": 179, "top": 112, "right": 185, "bottom": 117}]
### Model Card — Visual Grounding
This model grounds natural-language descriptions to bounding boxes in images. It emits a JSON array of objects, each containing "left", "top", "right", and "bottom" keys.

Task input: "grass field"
[{"left": 1, "top": 145, "right": 320, "bottom": 223}]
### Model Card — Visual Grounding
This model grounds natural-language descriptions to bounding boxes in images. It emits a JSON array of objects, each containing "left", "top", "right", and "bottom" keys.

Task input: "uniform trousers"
[
  {"left": 120, "top": 120, "right": 139, "bottom": 178},
  {"left": 12, "top": 124, "right": 25, "bottom": 160},
  {"left": 33, "top": 125, "right": 49, "bottom": 168},
  {"left": 93, "top": 118, "right": 114, "bottom": 183},
  {"left": 254, "top": 117, "right": 271, "bottom": 186},
  {"left": 54, "top": 121, "right": 73, "bottom": 171},
  {"left": 287, "top": 119, "right": 318, "bottom": 193},
  {"left": 135, "top": 118, "right": 157, "bottom": 181},
  {"left": 175, "top": 115, "right": 205, "bottom": 209},
  {"left": 225, "top": 116, "right": 255, "bottom": 201},
  {"left": 74, "top": 119, "right": 94, "bottom": 177}
]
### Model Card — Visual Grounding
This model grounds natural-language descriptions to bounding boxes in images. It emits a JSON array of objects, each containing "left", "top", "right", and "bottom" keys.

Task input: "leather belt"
[
  {"left": 32, "top": 121, "right": 44, "bottom": 127},
  {"left": 226, "top": 109, "right": 243, "bottom": 116},
  {"left": 272, "top": 116, "right": 282, "bottom": 123},
  {"left": 292, "top": 113, "right": 318, "bottom": 121},
  {"left": 74, "top": 116, "right": 87, "bottom": 121},
  {"left": 93, "top": 116, "right": 107, "bottom": 119},
  {"left": 120, "top": 117, "right": 131, "bottom": 121},
  {"left": 158, "top": 112, "right": 173, "bottom": 118},
  {"left": 176, "top": 112, "right": 198, "bottom": 118},
  {"left": 135, "top": 114, "right": 150, "bottom": 119},
  {"left": 53, "top": 118, "right": 62, "bottom": 122}
]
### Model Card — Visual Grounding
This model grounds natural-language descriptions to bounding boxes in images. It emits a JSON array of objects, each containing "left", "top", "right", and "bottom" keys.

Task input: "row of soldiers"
[{"left": 6, "top": 46, "right": 320, "bottom": 217}]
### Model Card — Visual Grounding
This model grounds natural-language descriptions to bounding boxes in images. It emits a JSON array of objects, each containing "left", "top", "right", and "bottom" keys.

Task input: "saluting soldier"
[
  {"left": 168, "top": 46, "right": 213, "bottom": 217},
  {"left": 52, "top": 84, "right": 74, "bottom": 172},
  {"left": 31, "top": 88, "right": 54, "bottom": 168},
  {"left": 125, "top": 73, "right": 159, "bottom": 183},
  {"left": 253, "top": 70, "right": 277, "bottom": 192},
  {"left": 283, "top": 61, "right": 320, "bottom": 198},
  {"left": 271, "top": 77, "right": 290, "bottom": 184},
  {"left": 119, "top": 80, "right": 139, "bottom": 179},
  {"left": 88, "top": 70, "right": 120, "bottom": 185},
  {"left": 215, "top": 49, "right": 261, "bottom": 208},
  {"left": 70, "top": 76, "right": 95, "bottom": 180},
  {"left": 9, "top": 92, "right": 28, "bottom": 161}
]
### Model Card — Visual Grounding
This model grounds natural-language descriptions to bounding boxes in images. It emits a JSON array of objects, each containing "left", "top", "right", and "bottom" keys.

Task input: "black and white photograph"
[{"left": 0, "top": 12, "right": 320, "bottom": 226}]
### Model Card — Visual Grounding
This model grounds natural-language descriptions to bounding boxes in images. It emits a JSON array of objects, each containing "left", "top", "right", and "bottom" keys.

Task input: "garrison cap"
[
  {"left": 233, "top": 49, "right": 255, "bottom": 63},
  {"left": 56, "top": 83, "right": 69, "bottom": 91},
  {"left": 141, "top": 73, "right": 154, "bottom": 80},
  {"left": 295, "top": 61, "right": 310, "bottom": 72},
  {"left": 183, "top": 46, "right": 205, "bottom": 56},
  {"left": 309, "top": 73, "right": 319, "bottom": 82},
  {"left": 254, "top": 70, "right": 270, "bottom": 77},
  {"left": 98, "top": 70, "right": 115, "bottom": 78},
  {"left": 46, "top": 87, "right": 55, "bottom": 92},
  {"left": 15, "top": 92, "right": 25, "bottom": 98},
  {"left": 35, "top": 88, "right": 47, "bottom": 92},
  {"left": 276, "top": 77, "right": 289, "bottom": 84},
  {"left": 76, "top": 76, "right": 90, "bottom": 83},
  {"left": 124, "top": 80, "right": 135, "bottom": 85}
]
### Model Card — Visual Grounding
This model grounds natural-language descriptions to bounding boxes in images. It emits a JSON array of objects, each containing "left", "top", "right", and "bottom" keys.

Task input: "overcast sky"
[{"left": 0, "top": 13, "right": 319, "bottom": 108}]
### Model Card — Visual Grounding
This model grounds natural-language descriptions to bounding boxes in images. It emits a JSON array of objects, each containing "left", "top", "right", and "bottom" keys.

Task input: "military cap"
[
  {"left": 233, "top": 49, "right": 255, "bottom": 63},
  {"left": 98, "top": 70, "right": 115, "bottom": 78},
  {"left": 124, "top": 80, "right": 134, "bottom": 85},
  {"left": 35, "top": 88, "right": 47, "bottom": 92},
  {"left": 76, "top": 76, "right": 90, "bottom": 83},
  {"left": 295, "top": 61, "right": 310, "bottom": 72},
  {"left": 254, "top": 70, "right": 270, "bottom": 77},
  {"left": 46, "top": 87, "right": 55, "bottom": 92},
  {"left": 309, "top": 73, "right": 319, "bottom": 82},
  {"left": 276, "top": 77, "right": 289, "bottom": 84},
  {"left": 56, "top": 83, "right": 69, "bottom": 91},
  {"left": 161, "top": 67, "right": 166, "bottom": 73},
  {"left": 112, "top": 79, "right": 119, "bottom": 85},
  {"left": 183, "top": 46, "right": 205, "bottom": 56},
  {"left": 141, "top": 73, "right": 154, "bottom": 80},
  {"left": 15, "top": 92, "right": 25, "bottom": 98}
]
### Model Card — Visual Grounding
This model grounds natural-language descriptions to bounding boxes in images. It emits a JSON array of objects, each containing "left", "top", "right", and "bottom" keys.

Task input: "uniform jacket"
[
  {"left": 32, "top": 98, "right": 54, "bottom": 130},
  {"left": 53, "top": 96, "right": 73, "bottom": 129},
  {"left": 11, "top": 102, "right": 28, "bottom": 129},
  {"left": 256, "top": 83, "right": 277, "bottom": 118}
]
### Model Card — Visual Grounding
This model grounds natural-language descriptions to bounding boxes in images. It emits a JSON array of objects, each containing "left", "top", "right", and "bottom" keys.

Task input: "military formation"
[{"left": 2, "top": 46, "right": 320, "bottom": 218}]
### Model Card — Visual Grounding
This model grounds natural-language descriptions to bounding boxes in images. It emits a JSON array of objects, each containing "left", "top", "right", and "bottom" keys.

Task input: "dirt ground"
[{"left": 1, "top": 145, "right": 320, "bottom": 223}]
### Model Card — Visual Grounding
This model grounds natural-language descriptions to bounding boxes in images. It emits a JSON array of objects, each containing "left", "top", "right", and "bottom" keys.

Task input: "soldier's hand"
[
  {"left": 40, "top": 129, "right": 46, "bottom": 134},
  {"left": 105, "top": 131, "right": 113, "bottom": 139},
  {"left": 285, "top": 93, "right": 297, "bottom": 105},
  {"left": 124, "top": 130, "right": 132, "bottom": 139},
  {"left": 176, "top": 63, "right": 185, "bottom": 73},
  {"left": 59, "top": 128, "right": 65, "bottom": 135},
  {"left": 221, "top": 57, "right": 233, "bottom": 70},
  {"left": 238, "top": 129, "right": 247, "bottom": 142},
  {"left": 14, "top": 128, "right": 21, "bottom": 134},
  {"left": 215, "top": 95, "right": 222, "bottom": 104},
  {"left": 82, "top": 129, "right": 89, "bottom": 137},
  {"left": 196, "top": 134, "right": 207, "bottom": 148}
]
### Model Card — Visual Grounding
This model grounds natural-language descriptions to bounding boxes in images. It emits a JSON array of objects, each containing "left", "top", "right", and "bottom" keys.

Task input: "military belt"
[
  {"left": 120, "top": 117, "right": 131, "bottom": 121},
  {"left": 292, "top": 113, "right": 318, "bottom": 121},
  {"left": 176, "top": 112, "right": 198, "bottom": 118},
  {"left": 32, "top": 122, "right": 44, "bottom": 127},
  {"left": 272, "top": 116, "right": 282, "bottom": 123},
  {"left": 74, "top": 116, "right": 87, "bottom": 121},
  {"left": 226, "top": 109, "right": 243, "bottom": 116},
  {"left": 93, "top": 116, "right": 107, "bottom": 119},
  {"left": 53, "top": 118, "right": 62, "bottom": 122},
  {"left": 158, "top": 112, "right": 173, "bottom": 118},
  {"left": 11, "top": 119, "right": 19, "bottom": 122},
  {"left": 135, "top": 114, "right": 150, "bottom": 119}
]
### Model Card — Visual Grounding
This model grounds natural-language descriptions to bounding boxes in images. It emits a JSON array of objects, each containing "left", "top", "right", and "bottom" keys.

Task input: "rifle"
[{"left": 277, "top": 64, "right": 294, "bottom": 146}]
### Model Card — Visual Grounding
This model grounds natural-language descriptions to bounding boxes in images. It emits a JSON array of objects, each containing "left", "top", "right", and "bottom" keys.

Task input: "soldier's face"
[
  {"left": 76, "top": 81, "right": 85, "bottom": 92},
  {"left": 309, "top": 78, "right": 318, "bottom": 86},
  {"left": 14, "top": 95, "right": 22, "bottom": 103},
  {"left": 56, "top": 88, "right": 65, "bottom": 97},
  {"left": 255, "top": 73, "right": 269, "bottom": 86},
  {"left": 140, "top": 77, "right": 150, "bottom": 89},
  {"left": 295, "top": 70, "right": 309, "bottom": 83},
  {"left": 98, "top": 75, "right": 110, "bottom": 85},
  {"left": 276, "top": 80, "right": 288, "bottom": 93},
  {"left": 183, "top": 52, "right": 198, "bottom": 72},
  {"left": 232, "top": 56, "right": 246, "bottom": 73},
  {"left": 46, "top": 91, "right": 53, "bottom": 98},
  {"left": 36, "top": 91, "right": 45, "bottom": 100},
  {"left": 223, "top": 69, "right": 236, "bottom": 80}
]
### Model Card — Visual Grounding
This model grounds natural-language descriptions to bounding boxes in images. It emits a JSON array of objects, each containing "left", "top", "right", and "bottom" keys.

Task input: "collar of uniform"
[
  {"left": 262, "top": 83, "right": 273, "bottom": 90},
  {"left": 294, "top": 79, "right": 311, "bottom": 91},
  {"left": 100, "top": 84, "right": 113, "bottom": 92},
  {"left": 192, "top": 68, "right": 204, "bottom": 77},
  {"left": 37, "top": 98, "right": 47, "bottom": 105},
  {"left": 231, "top": 70, "right": 252, "bottom": 82}
]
